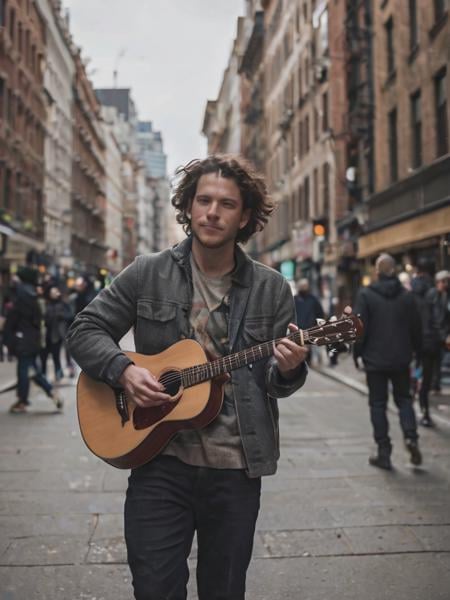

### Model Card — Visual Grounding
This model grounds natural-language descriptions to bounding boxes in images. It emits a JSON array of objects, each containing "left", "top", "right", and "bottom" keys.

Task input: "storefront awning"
[{"left": 358, "top": 205, "right": 450, "bottom": 258}]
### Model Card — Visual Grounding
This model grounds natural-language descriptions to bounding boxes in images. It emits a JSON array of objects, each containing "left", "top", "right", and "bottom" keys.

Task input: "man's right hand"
[{"left": 118, "top": 364, "right": 172, "bottom": 407}]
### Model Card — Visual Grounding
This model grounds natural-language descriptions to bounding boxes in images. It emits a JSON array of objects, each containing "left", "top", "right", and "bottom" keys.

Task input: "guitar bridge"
[{"left": 115, "top": 390, "right": 130, "bottom": 426}]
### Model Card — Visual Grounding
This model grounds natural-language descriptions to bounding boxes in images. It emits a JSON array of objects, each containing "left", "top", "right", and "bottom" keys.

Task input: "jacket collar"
[{"left": 171, "top": 236, "right": 253, "bottom": 288}]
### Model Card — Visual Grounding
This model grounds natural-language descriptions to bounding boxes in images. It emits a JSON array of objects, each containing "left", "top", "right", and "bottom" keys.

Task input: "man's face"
[
  {"left": 189, "top": 173, "right": 250, "bottom": 250},
  {"left": 437, "top": 278, "right": 448, "bottom": 292}
]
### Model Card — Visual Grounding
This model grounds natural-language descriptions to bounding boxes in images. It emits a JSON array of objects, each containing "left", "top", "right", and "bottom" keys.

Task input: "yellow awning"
[{"left": 358, "top": 205, "right": 450, "bottom": 258}]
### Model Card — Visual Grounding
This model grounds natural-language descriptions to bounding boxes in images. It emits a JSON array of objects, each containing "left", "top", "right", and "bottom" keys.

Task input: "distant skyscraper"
[{"left": 137, "top": 121, "right": 167, "bottom": 178}]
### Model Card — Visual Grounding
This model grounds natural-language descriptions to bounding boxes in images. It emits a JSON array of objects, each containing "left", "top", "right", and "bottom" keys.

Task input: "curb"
[
  {"left": 0, "top": 379, "right": 18, "bottom": 394},
  {"left": 312, "top": 365, "right": 450, "bottom": 428}
]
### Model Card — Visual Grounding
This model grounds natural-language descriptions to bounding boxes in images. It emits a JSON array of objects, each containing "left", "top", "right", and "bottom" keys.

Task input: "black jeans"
[
  {"left": 17, "top": 355, "right": 53, "bottom": 404},
  {"left": 420, "top": 351, "right": 440, "bottom": 414},
  {"left": 366, "top": 369, "right": 418, "bottom": 448},
  {"left": 125, "top": 455, "right": 261, "bottom": 600}
]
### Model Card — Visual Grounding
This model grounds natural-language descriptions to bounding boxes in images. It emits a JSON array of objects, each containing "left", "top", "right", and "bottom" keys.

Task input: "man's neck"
[{"left": 191, "top": 238, "right": 235, "bottom": 278}]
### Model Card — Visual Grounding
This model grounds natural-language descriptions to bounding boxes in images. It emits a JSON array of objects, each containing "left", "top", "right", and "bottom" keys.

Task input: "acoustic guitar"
[{"left": 77, "top": 314, "right": 363, "bottom": 469}]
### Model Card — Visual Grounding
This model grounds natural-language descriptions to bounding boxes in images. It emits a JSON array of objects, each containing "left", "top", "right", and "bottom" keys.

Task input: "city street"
[{"left": 0, "top": 365, "right": 449, "bottom": 600}]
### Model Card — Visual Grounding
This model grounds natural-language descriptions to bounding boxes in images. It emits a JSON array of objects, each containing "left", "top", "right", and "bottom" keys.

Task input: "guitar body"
[{"left": 77, "top": 339, "right": 224, "bottom": 469}]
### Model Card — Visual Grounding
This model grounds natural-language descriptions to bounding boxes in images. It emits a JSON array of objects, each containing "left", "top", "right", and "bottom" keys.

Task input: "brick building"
[
  {"left": 71, "top": 51, "right": 106, "bottom": 273},
  {"left": 357, "top": 0, "right": 450, "bottom": 272},
  {"left": 0, "top": 0, "right": 47, "bottom": 269}
]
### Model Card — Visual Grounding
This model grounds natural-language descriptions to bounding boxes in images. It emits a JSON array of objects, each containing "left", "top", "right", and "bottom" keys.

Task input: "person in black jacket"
[
  {"left": 413, "top": 269, "right": 449, "bottom": 426},
  {"left": 3, "top": 267, "right": 63, "bottom": 413},
  {"left": 354, "top": 254, "right": 422, "bottom": 470}
]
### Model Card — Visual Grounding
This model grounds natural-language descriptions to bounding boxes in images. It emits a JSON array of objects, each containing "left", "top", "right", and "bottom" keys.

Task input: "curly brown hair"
[{"left": 171, "top": 154, "right": 274, "bottom": 244}]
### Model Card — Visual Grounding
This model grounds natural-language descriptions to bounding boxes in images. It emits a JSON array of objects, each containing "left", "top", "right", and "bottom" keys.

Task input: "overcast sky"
[{"left": 64, "top": 0, "right": 244, "bottom": 178}]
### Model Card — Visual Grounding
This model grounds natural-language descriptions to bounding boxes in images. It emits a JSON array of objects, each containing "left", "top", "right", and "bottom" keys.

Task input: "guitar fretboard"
[{"left": 181, "top": 329, "right": 312, "bottom": 388}]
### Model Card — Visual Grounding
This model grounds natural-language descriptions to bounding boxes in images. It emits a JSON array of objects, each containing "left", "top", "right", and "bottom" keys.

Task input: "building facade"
[
  {"left": 71, "top": 51, "right": 106, "bottom": 274},
  {"left": 357, "top": 0, "right": 450, "bottom": 273},
  {"left": 101, "top": 105, "right": 124, "bottom": 274},
  {"left": 35, "top": 0, "right": 74, "bottom": 273},
  {"left": 0, "top": 0, "right": 47, "bottom": 272}
]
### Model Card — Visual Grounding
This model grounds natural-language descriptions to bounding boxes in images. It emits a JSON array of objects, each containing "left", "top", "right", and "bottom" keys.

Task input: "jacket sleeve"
[
  {"left": 265, "top": 278, "right": 307, "bottom": 398},
  {"left": 66, "top": 258, "right": 140, "bottom": 386}
]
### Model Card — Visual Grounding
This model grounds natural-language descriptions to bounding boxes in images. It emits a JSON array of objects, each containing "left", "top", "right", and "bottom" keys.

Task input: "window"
[
  {"left": 410, "top": 91, "right": 422, "bottom": 168},
  {"left": 314, "top": 107, "right": 319, "bottom": 141},
  {"left": 8, "top": 7, "right": 14, "bottom": 41},
  {"left": 0, "top": 0, "right": 6, "bottom": 27},
  {"left": 0, "top": 78, "right": 4, "bottom": 120},
  {"left": 408, "top": 0, "right": 418, "bottom": 51},
  {"left": 305, "top": 115, "right": 310, "bottom": 153},
  {"left": 323, "top": 163, "right": 330, "bottom": 215},
  {"left": 303, "top": 176, "right": 310, "bottom": 221},
  {"left": 313, "top": 168, "right": 319, "bottom": 215},
  {"left": 434, "top": 0, "right": 447, "bottom": 22},
  {"left": 298, "top": 64, "right": 303, "bottom": 102},
  {"left": 435, "top": 68, "right": 448, "bottom": 157},
  {"left": 385, "top": 17, "right": 395, "bottom": 75},
  {"left": 388, "top": 108, "right": 398, "bottom": 182},
  {"left": 322, "top": 91, "right": 328, "bottom": 131},
  {"left": 298, "top": 120, "right": 303, "bottom": 157}
]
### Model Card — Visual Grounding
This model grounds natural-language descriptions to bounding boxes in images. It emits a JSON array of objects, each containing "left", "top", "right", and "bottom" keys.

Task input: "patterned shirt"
[{"left": 163, "top": 255, "right": 246, "bottom": 469}]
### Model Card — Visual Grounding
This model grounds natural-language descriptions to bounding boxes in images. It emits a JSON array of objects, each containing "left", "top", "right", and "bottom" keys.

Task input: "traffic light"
[{"left": 312, "top": 218, "right": 327, "bottom": 238}]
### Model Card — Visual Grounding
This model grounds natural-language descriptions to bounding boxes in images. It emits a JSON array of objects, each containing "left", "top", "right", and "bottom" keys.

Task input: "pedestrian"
[
  {"left": 3, "top": 267, "right": 63, "bottom": 414},
  {"left": 294, "top": 278, "right": 325, "bottom": 329},
  {"left": 354, "top": 253, "right": 422, "bottom": 470},
  {"left": 294, "top": 278, "right": 325, "bottom": 366},
  {"left": 73, "top": 274, "right": 97, "bottom": 315},
  {"left": 414, "top": 269, "right": 449, "bottom": 426},
  {"left": 67, "top": 154, "right": 309, "bottom": 600},
  {"left": 41, "top": 286, "right": 73, "bottom": 382}
]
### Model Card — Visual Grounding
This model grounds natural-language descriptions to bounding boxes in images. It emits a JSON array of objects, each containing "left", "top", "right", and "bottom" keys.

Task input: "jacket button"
[{"left": 248, "top": 364, "right": 253, "bottom": 370}]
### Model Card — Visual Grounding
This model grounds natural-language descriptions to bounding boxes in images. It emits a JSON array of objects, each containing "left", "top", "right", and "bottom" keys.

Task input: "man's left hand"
[{"left": 274, "top": 323, "right": 308, "bottom": 380}]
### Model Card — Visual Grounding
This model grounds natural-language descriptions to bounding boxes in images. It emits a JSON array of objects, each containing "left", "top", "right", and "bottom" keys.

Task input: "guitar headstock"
[{"left": 304, "top": 314, "right": 363, "bottom": 346}]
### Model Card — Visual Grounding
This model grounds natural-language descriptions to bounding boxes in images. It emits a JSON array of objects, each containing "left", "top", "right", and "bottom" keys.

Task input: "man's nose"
[{"left": 206, "top": 201, "right": 220, "bottom": 217}]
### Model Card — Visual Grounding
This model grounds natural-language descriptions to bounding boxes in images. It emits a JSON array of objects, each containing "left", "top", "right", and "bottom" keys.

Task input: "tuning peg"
[
  {"left": 316, "top": 318, "right": 326, "bottom": 326},
  {"left": 329, "top": 316, "right": 337, "bottom": 322}
]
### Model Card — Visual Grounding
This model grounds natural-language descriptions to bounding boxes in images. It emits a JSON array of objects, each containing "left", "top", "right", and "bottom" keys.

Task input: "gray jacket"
[{"left": 67, "top": 237, "right": 307, "bottom": 477}]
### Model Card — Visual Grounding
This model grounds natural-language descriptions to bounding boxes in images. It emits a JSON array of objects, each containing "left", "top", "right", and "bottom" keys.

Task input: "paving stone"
[
  {"left": 0, "top": 535, "right": 88, "bottom": 566},
  {"left": 410, "top": 524, "right": 450, "bottom": 551},
  {"left": 256, "top": 528, "right": 351, "bottom": 557},
  {"left": 342, "top": 525, "right": 424, "bottom": 554}
]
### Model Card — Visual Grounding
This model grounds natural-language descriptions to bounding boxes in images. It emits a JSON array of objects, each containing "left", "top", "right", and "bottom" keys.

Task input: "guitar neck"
[{"left": 181, "top": 328, "right": 312, "bottom": 389}]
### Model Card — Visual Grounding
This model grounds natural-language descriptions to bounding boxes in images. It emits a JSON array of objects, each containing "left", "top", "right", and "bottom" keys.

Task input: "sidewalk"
[{"left": 313, "top": 350, "right": 450, "bottom": 426}]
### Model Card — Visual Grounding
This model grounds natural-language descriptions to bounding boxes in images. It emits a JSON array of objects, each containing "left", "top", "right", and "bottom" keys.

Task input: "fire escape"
[{"left": 345, "top": 0, "right": 374, "bottom": 207}]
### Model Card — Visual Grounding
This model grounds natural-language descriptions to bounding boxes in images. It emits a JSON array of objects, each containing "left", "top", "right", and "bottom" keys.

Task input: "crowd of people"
[{"left": 0, "top": 268, "right": 98, "bottom": 413}]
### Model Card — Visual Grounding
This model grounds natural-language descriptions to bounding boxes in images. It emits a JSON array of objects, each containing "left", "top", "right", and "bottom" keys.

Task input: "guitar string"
[
  {"left": 156, "top": 321, "right": 356, "bottom": 388},
  {"left": 155, "top": 320, "right": 356, "bottom": 389},
  {"left": 157, "top": 329, "right": 356, "bottom": 389}
]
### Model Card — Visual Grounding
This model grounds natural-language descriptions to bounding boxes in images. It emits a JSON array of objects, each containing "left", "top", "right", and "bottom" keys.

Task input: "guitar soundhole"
[{"left": 159, "top": 370, "right": 182, "bottom": 398}]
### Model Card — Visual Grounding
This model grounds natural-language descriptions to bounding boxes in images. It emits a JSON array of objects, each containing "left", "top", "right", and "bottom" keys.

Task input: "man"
[
  {"left": 4, "top": 267, "right": 63, "bottom": 413},
  {"left": 294, "top": 278, "right": 325, "bottom": 329},
  {"left": 354, "top": 253, "right": 422, "bottom": 470},
  {"left": 416, "top": 269, "right": 449, "bottom": 426},
  {"left": 294, "top": 278, "right": 325, "bottom": 366},
  {"left": 67, "top": 155, "right": 308, "bottom": 600}
]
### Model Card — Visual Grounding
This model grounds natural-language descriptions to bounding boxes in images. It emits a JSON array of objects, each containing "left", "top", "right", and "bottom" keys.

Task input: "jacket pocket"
[
  {"left": 136, "top": 300, "right": 179, "bottom": 353},
  {"left": 243, "top": 316, "right": 272, "bottom": 345}
]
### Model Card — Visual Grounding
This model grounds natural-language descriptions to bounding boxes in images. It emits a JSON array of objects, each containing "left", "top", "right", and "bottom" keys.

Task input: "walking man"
[
  {"left": 4, "top": 267, "right": 63, "bottom": 413},
  {"left": 67, "top": 155, "right": 308, "bottom": 600},
  {"left": 354, "top": 253, "right": 422, "bottom": 470}
]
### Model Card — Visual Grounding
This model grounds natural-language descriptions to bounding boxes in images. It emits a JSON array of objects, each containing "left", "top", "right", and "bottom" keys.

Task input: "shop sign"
[{"left": 293, "top": 224, "right": 313, "bottom": 259}]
